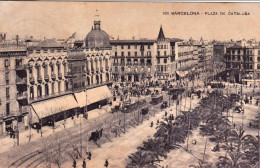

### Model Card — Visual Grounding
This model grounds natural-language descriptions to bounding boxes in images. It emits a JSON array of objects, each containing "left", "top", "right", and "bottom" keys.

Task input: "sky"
[{"left": 0, "top": 2, "right": 260, "bottom": 41}]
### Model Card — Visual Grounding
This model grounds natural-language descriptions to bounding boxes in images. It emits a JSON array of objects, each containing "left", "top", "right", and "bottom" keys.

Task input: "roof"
[
  {"left": 157, "top": 26, "right": 165, "bottom": 41},
  {"left": 85, "top": 29, "right": 110, "bottom": 48},
  {"left": 36, "top": 39, "right": 64, "bottom": 48},
  {"left": 110, "top": 39, "right": 155, "bottom": 44},
  {"left": 169, "top": 38, "right": 183, "bottom": 42}
]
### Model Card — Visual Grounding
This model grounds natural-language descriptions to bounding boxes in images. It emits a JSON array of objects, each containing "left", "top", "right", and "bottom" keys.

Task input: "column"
[
  {"left": 2, "top": 121, "right": 6, "bottom": 133},
  {"left": 24, "top": 115, "right": 28, "bottom": 127}
]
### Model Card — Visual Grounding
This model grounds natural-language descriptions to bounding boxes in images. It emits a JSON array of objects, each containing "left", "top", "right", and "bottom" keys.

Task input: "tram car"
[{"left": 151, "top": 94, "right": 163, "bottom": 105}]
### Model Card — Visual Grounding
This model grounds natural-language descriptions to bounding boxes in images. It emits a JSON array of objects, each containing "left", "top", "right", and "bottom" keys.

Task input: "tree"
[{"left": 216, "top": 151, "right": 250, "bottom": 168}]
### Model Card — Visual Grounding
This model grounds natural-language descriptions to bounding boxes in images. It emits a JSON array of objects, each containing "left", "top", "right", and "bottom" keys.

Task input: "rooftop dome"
[
  {"left": 36, "top": 39, "right": 63, "bottom": 48},
  {"left": 85, "top": 20, "right": 110, "bottom": 49}
]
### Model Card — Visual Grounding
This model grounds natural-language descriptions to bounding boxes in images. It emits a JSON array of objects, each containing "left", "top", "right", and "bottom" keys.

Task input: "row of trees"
[{"left": 126, "top": 91, "right": 259, "bottom": 168}]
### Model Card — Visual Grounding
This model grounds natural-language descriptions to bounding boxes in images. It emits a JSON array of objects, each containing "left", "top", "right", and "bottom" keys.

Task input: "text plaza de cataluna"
[{"left": 0, "top": 15, "right": 260, "bottom": 166}]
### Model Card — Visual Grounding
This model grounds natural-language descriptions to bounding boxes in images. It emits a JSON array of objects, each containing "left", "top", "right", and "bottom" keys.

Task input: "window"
[
  {"left": 115, "top": 52, "right": 117, "bottom": 57},
  {"left": 249, "top": 57, "right": 253, "bottom": 61},
  {"left": 157, "top": 58, "right": 160, "bottom": 64},
  {"left": 147, "top": 51, "right": 151, "bottom": 56},
  {"left": 4, "top": 59, "right": 10, "bottom": 67},
  {"left": 135, "top": 45, "right": 137, "bottom": 49},
  {"left": 37, "top": 67, "right": 41, "bottom": 78},
  {"left": 52, "top": 83, "right": 55, "bottom": 94},
  {"left": 157, "top": 51, "right": 160, "bottom": 57},
  {"left": 249, "top": 64, "right": 253, "bottom": 69},
  {"left": 257, "top": 64, "right": 260, "bottom": 69},
  {"left": 258, "top": 57, "right": 260, "bottom": 62},
  {"left": 6, "top": 103, "right": 10, "bottom": 116},
  {"left": 148, "top": 45, "right": 150, "bottom": 49},
  {"left": 161, "top": 65, "right": 164, "bottom": 72},
  {"left": 45, "top": 84, "right": 49, "bottom": 96},
  {"left": 128, "top": 52, "right": 131, "bottom": 57},
  {"left": 164, "top": 51, "right": 167, "bottom": 56},
  {"left": 5, "top": 72, "right": 9, "bottom": 85},
  {"left": 141, "top": 51, "right": 144, "bottom": 57},
  {"left": 135, "top": 52, "right": 137, "bottom": 57},
  {"left": 57, "top": 65, "right": 60, "bottom": 74},
  {"left": 121, "top": 67, "right": 124, "bottom": 72},
  {"left": 58, "top": 81, "right": 61, "bottom": 92},
  {"left": 121, "top": 45, "right": 124, "bottom": 49},
  {"left": 121, "top": 52, "right": 124, "bottom": 57},
  {"left": 164, "top": 58, "right": 167, "bottom": 64},
  {"left": 6, "top": 88, "right": 10, "bottom": 100},
  {"left": 128, "top": 45, "right": 130, "bottom": 49}
]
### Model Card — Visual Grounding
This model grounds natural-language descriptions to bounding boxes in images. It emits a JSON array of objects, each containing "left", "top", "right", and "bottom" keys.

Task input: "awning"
[
  {"left": 31, "top": 94, "right": 78, "bottom": 122},
  {"left": 86, "top": 85, "right": 112, "bottom": 105},
  {"left": 74, "top": 91, "right": 87, "bottom": 108},
  {"left": 176, "top": 70, "right": 188, "bottom": 78}
]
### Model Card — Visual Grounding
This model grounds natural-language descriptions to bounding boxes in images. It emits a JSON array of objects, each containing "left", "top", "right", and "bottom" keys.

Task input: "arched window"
[
  {"left": 96, "top": 75, "right": 99, "bottom": 84},
  {"left": 45, "top": 84, "right": 49, "bottom": 96},
  {"left": 30, "top": 86, "right": 34, "bottom": 99},
  {"left": 37, "top": 85, "right": 42, "bottom": 97}
]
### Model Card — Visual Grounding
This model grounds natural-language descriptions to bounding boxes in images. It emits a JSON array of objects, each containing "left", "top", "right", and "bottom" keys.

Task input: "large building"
[
  {"left": 0, "top": 44, "right": 28, "bottom": 135},
  {"left": 110, "top": 26, "right": 182, "bottom": 85},
  {"left": 0, "top": 19, "right": 113, "bottom": 135},
  {"left": 225, "top": 41, "right": 260, "bottom": 85}
]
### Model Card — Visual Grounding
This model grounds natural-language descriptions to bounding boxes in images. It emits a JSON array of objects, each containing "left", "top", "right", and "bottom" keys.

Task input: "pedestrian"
[
  {"left": 165, "top": 111, "right": 167, "bottom": 117},
  {"left": 88, "top": 151, "right": 92, "bottom": 160},
  {"left": 104, "top": 159, "right": 109, "bottom": 167},
  {"left": 157, "top": 119, "right": 160, "bottom": 125},
  {"left": 73, "top": 159, "right": 76, "bottom": 168},
  {"left": 82, "top": 159, "right": 86, "bottom": 168},
  {"left": 249, "top": 122, "right": 252, "bottom": 128},
  {"left": 150, "top": 121, "right": 153, "bottom": 127}
]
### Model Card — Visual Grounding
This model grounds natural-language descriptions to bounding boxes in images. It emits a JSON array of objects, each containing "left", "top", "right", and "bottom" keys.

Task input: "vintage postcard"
[{"left": 0, "top": 1, "right": 259, "bottom": 168}]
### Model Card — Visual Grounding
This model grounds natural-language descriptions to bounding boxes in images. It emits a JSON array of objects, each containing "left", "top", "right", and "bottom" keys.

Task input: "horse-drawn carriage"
[{"left": 141, "top": 107, "right": 149, "bottom": 115}]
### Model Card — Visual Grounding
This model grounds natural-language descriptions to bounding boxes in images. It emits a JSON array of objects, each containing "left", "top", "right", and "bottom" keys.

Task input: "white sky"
[{"left": 0, "top": 2, "right": 259, "bottom": 41}]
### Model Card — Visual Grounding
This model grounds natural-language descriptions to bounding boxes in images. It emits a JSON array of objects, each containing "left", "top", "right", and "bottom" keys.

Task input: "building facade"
[
  {"left": 0, "top": 45, "right": 28, "bottom": 135},
  {"left": 110, "top": 26, "right": 181, "bottom": 85},
  {"left": 225, "top": 44, "right": 260, "bottom": 85},
  {"left": 0, "top": 19, "right": 113, "bottom": 135}
]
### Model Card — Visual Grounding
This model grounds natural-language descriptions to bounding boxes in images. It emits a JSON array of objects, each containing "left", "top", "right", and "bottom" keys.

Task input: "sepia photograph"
[{"left": 0, "top": 1, "right": 259, "bottom": 168}]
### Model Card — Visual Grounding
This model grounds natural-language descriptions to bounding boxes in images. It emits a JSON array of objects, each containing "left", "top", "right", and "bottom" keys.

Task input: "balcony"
[
  {"left": 44, "top": 74, "right": 49, "bottom": 81},
  {"left": 29, "top": 76, "right": 35, "bottom": 84},
  {"left": 37, "top": 75, "right": 43, "bottom": 82},
  {"left": 51, "top": 73, "right": 56, "bottom": 80},
  {"left": 126, "top": 62, "right": 132, "bottom": 66},
  {"left": 17, "top": 92, "right": 28, "bottom": 100},
  {"left": 16, "top": 77, "right": 27, "bottom": 85},
  {"left": 120, "top": 63, "right": 125, "bottom": 66},
  {"left": 58, "top": 73, "right": 62, "bottom": 79}
]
